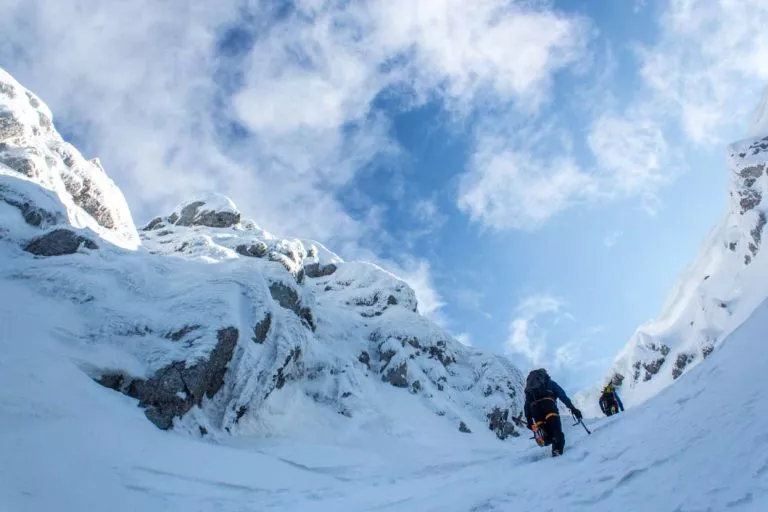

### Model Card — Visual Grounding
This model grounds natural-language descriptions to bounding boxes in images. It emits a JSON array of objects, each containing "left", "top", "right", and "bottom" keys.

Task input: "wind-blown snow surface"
[{"left": 578, "top": 122, "right": 768, "bottom": 415}]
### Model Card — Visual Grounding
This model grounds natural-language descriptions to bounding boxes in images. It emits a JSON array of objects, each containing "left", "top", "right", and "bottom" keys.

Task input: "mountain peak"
[{"left": 169, "top": 194, "right": 241, "bottom": 229}]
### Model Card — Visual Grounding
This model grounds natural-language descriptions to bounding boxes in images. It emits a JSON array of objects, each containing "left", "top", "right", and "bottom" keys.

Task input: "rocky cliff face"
[
  {"left": 0, "top": 69, "right": 138, "bottom": 250},
  {"left": 579, "top": 114, "right": 768, "bottom": 412},
  {"left": 0, "top": 67, "right": 524, "bottom": 441}
]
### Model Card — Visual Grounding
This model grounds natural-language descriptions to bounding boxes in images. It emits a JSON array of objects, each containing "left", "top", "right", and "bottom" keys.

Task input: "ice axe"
[{"left": 572, "top": 415, "right": 591, "bottom": 435}]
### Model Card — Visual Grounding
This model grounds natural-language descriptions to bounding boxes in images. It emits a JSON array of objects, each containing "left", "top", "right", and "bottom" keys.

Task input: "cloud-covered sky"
[{"left": 2, "top": 0, "right": 767, "bottom": 390}]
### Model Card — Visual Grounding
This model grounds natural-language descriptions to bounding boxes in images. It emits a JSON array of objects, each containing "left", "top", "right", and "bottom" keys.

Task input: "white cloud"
[
  {"left": 454, "top": 333, "right": 473, "bottom": 347},
  {"left": 639, "top": 0, "right": 768, "bottom": 144},
  {"left": 387, "top": 258, "right": 445, "bottom": 321},
  {"left": 505, "top": 294, "right": 564, "bottom": 366},
  {"left": 505, "top": 295, "right": 604, "bottom": 375},
  {"left": 458, "top": 134, "right": 596, "bottom": 230},
  {"left": 603, "top": 230, "right": 624, "bottom": 249},
  {"left": 0, "top": 0, "right": 588, "bottom": 246},
  {"left": 588, "top": 113, "right": 670, "bottom": 197}
]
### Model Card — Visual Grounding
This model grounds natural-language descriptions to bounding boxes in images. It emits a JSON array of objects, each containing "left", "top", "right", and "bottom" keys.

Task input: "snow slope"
[
  {"left": 3, "top": 257, "right": 768, "bottom": 511},
  {"left": 578, "top": 115, "right": 768, "bottom": 414},
  {"left": 0, "top": 67, "right": 524, "bottom": 446}
]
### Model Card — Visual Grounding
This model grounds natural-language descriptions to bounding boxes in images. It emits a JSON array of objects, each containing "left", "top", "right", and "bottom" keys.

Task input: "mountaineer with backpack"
[
  {"left": 599, "top": 383, "right": 624, "bottom": 416},
  {"left": 523, "top": 368, "right": 582, "bottom": 457}
]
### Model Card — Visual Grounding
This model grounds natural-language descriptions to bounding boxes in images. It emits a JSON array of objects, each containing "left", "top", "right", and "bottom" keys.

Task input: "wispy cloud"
[
  {"left": 505, "top": 294, "right": 605, "bottom": 376},
  {"left": 458, "top": 132, "right": 596, "bottom": 230},
  {"left": 603, "top": 230, "right": 624, "bottom": 249},
  {"left": 457, "top": 0, "right": 768, "bottom": 232},
  {"left": 638, "top": 0, "right": 768, "bottom": 144},
  {"left": 506, "top": 294, "right": 564, "bottom": 367},
  {"left": 454, "top": 332, "right": 473, "bottom": 347}
]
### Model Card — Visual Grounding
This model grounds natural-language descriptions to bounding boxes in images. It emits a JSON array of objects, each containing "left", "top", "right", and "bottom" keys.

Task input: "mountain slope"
[
  {"left": 3, "top": 233, "right": 768, "bottom": 511},
  {"left": 0, "top": 67, "right": 524, "bottom": 442},
  {"left": 578, "top": 105, "right": 768, "bottom": 413}
]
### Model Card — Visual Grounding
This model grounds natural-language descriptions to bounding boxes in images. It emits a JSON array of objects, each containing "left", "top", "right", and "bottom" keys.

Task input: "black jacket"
[{"left": 524, "top": 379, "right": 575, "bottom": 427}]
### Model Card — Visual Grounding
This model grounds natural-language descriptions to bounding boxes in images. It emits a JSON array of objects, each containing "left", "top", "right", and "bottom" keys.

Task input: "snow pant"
[{"left": 531, "top": 398, "right": 565, "bottom": 455}]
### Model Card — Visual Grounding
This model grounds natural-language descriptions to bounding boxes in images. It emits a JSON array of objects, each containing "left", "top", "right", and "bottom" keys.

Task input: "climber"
[
  {"left": 523, "top": 368, "right": 581, "bottom": 457},
  {"left": 599, "top": 383, "right": 624, "bottom": 417}
]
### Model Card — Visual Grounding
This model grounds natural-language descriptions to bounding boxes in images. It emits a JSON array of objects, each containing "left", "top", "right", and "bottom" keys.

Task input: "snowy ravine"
[
  {"left": 577, "top": 102, "right": 768, "bottom": 413},
  {"left": 0, "top": 67, "right": 524, "bottom": 443},
  {"left": 3, "top": 69, "right": 768, "bottom": 512}
]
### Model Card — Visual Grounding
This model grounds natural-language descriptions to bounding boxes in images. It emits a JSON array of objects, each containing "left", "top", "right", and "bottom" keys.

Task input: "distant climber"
[
  {"left": 599, "top": 384, "right": 624, "bottom": 417},
  {"left": 523, "top": 369, "right": 581, "bottom": 457}
]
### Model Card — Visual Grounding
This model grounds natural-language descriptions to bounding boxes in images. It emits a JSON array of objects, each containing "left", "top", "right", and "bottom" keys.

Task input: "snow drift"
[{"left": 0, "top": 67, "right": 524, "bottom": 442}]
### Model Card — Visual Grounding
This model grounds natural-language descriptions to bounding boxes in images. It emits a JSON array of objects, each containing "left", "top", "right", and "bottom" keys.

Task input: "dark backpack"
[
  {"left": 525, "top": 369, "right": 551, "bottom": 400},
  {"left": 601, "top": 391, "right": 617, "bottom": 410}
]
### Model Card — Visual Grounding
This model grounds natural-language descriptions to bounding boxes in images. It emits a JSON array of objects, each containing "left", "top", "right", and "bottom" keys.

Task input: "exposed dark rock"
[
  {"left": 236, "top": 241, "right": 268, "bottom": 258},
  {"left": 305, "top": 262, "right": 338, "bottom": 278},
  {"left": 199, "top": 426, "right": 208, "bottom": 436},
  {"left": 38, "top": 112, "right": 52, "bottom": 131},
  {"left": 97, "top": 327, "right": 239, "bottom": 430},
  {"left": 0, "top": 109, "right": 24, "bottom": 142},
  {"left": 166, "top": 325, "right": 201, "bottom": 342},
  {"left": 252, "top": 313, "right": 272, "bottom": 344},
  {"left": 173, "top": 201, "right": 240, "bottom": 228},
  {"left": 0, "top": 82, "right": 15, "bottom": 98},
  {"left": 739, "top": 164, "right": 764, "bottom": 181},
  {"left": 0, "top": 153, "right": 38, "bottom": 177},
  {"left": 268, "top": 282, "right": 315, "bottom": 331},
  {"left": 739, "top": 189, "right": 762, "bottom": 214},
  {"left": 379, "top": 348, "right": 396, "bottom": 369},
  {"left": 642, "top": 358, "right": 665, "bottom": 381},
  {"left": 358, "top": 351, "right": 371, "bottom": 370},
  {"left": 702, "top": 344, "right": 714, "bottom": 359},
  {"left": 459, "top": 421, "right": 472, "bottom": 433},
  {"left": 143, "top": 217, "right": 165, "bottom": 231},
  {"left": 59, "top": 170, "right": 120, "bottom": 231},
  {"left": 24, "top": 229, "right": 98, "bottom": 256},
  {"left": 272, "top": 347, "right": 301, "bottom": 392},
  {"left": 25, "top": 91, "right": 40, "bottom": 108},
  {"left": 235, "top": 405, "right": 248, "bottom": 422},
  {"left": 749, "top": 212, "right": 767, "bottom": 258},
  {"left": 411, "top": 380, "right": 422, "bottom": 393},
  {"left": 632, "top": 361, "right": 642, "bottom": 382},
  {"left": 428, "top": 345, "right": 456, "bottom": 367},
  {"left": 487, "top": 407, "right": 518, "bottom": 440},
  {"left": 729, "top": 241, "right": 738, "bottom": 251},
  {"left": 384, "top": 362, "right": 409, "bottom": 388},
  {"left": 97, "top": 373, "right": 125, "bottom": 391},
  {"left": 0, "top": 188, "right": 59, "bottom": 227},
  {"left": 387, "top": 295, "right": 398, "bottom": 305},
  {"left": 672, "top": 352, "right": 696, "bottom": 380}
]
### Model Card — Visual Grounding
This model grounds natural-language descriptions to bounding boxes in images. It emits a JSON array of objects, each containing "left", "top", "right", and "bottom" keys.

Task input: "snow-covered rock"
[
  {"left": 0, "top": 69, "right": 139, "bottom": 250},
  {"left": 579, "top": 101, "right": 768, "bottom": 414},
  {"left": 0, "top": 67, "right": 525, "bottom": 441}
]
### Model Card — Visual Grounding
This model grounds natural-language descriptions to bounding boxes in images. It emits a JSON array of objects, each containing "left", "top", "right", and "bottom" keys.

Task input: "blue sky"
[{"left": 2, "top": 0, "right": 767, "bottom": 390}]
